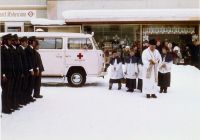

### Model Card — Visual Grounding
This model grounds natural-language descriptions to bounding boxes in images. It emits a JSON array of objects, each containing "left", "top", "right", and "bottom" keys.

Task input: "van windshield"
[{"left": 92, "top": 37, "right": 100, "bottom": 50}]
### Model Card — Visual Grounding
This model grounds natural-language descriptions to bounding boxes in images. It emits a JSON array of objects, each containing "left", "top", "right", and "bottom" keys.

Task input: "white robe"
[
  {"left": 109, "top": 59, "right": 123, "bottom": 79},
  {"left": 158, "top": 57, "right": 173, "bottom": 74},
  {"left": 142, "top": 48, "right": 162, "bottom": 94},
  {"left": 124, "top": 61, "right": 138, "bottom": 79}
]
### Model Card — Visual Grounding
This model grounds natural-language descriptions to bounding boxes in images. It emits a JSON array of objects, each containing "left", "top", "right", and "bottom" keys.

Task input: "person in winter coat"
[
  {"left": 158, "top": 46, "right": 173, "bottom": 93},
  {"left": 173, "top": 46, "right": 182, "bottom": 64},
  {"left": 124, "top": 49, "right": 138, "bottom": 92},
  {"left": 142, "top": 39, "right": 162, "bottom": 99},
  {"left": 109, "top": 50, "right": 123, "bottom": 90}
]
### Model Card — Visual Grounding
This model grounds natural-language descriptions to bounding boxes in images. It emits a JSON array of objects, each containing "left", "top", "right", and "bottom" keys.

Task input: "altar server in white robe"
[
  {"left": 109, "top": 50, "right": 123, "bottom": 90},
  {"left": 158, "top": 46, "right": 173, "bottom": 93},
  {"left": 124, "top": 49, "right": 138, "bottom": 92},
  {"left": 142, "top": 39, "right": 162, "bottom": 98}
]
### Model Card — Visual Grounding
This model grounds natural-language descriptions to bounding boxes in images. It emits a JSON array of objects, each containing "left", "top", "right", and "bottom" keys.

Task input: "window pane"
[
  {"left": 38, "top": 38, "right": 56, "bottom": 49},
  {"left": 56, "top": 38, "right": 62, "bottom": 49},
  {"left": 68, "top": 38, "right": 93, "bottom": 50}
]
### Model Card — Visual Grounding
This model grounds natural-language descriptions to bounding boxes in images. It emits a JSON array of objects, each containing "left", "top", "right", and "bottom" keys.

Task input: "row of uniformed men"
[{"left": 1, "top": 34, "right": 44, "bottom": 114}]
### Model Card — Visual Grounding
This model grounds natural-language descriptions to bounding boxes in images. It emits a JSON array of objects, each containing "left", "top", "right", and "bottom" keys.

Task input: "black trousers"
[
  {"left": 33, "top": 73, "right": 42, "bottom": 96},
  {"left": 12, "top": 75, "right": 22, "bottom": 107},
  {"left": 26, "top": 74, "right": 35, "bottom": 100},
  {"left": 126, "top": 79, "right": 136, "bottom": 90},
  {"left": 20, "top": 74, "right": 29, "bottom": 103},
  {"left": 137, "top": 78, "right": 143, "bottom": 91},
  {"left": 1, "top": 77, "right": 13, "bottom": 112}
]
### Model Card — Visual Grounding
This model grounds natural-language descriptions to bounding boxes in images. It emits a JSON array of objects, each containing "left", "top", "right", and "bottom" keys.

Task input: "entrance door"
[{"left": 5, "top": 22, "right": 24, "bottom": 32}]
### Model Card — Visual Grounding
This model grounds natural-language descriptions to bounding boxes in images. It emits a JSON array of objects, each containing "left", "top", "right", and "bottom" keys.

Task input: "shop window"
[
  {"left": 68, "top": 38, "right": 93, "bottom": 50},
  {"left": 83, "top": 24, "right": 141, "bottom": 50},
  {"left": 38, "top": 38, "right": 62, "bottom": 49}
]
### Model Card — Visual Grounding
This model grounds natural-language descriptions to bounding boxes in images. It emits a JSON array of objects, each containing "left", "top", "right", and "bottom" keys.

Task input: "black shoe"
[
  {"left": 34, "top": 95, "right": 43, "bottom": 98},
  {"left": 109, "top": 86, "right": 112, "bottom": 90},
  {"left": 146, "top": 94, "right": 151, "bottom": 98},
  {"left": 151, "top": 94, "right": 157, "bottom": 98},
  {"left": 126, "top": 89, "right": 133, "bottom": 92},
  {"left": 2, "top": 109, "right": 12, "bottom": 114},
  {"left": 29, "top": 97, "right": 36, "bottom": 102},
  {"left": 12, "top": 106, "right": 20, "bottom": 110},
  {"left": 160, "top": 88, "right": 163, "bottom": 93},
  {"left": 118, "top": 87, "right": 121, "bottom": 90},
  {"left": 164, "top": 88, "right": 167, "bottom": 93}
]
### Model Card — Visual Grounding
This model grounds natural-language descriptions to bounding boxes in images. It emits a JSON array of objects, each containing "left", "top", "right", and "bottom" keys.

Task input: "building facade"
[{"left": 0, "top": 0, "right": 199, "bottom": 49}]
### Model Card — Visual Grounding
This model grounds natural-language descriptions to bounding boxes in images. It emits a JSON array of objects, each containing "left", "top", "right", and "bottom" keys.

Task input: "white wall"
[
  {"left": 47, "top": 0, "right": 200, "bottom": 19},
  {"left": 0, "top": 0, "right": 46, "bottom": 5}
]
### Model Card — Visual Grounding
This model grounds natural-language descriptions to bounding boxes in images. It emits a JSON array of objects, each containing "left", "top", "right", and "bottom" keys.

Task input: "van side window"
[
  {"left": 68, "top": 38, "right": 93, "bottom": 50},
  {"left": 38, "top": 38, "right": 62, "bottom": 49}
]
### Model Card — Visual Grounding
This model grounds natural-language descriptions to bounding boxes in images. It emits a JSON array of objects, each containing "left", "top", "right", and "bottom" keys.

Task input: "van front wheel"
[{"left": 67, "top": 71, "right": 86, "bottom": 87}]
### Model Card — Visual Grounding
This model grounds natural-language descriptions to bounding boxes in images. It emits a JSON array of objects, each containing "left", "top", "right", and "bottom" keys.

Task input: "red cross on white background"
[{"left": 77, "top": 53, "right": 83, "bottom": 59}]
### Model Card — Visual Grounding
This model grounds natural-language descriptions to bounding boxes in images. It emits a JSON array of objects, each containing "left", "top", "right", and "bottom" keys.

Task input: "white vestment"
[
  {"left": 109, "top": 59, "right": 123, "bottom": 79},
  {"left": 142, "top": 48, "right": 162, "bottom": 94},
  {"left": 124, "top": 60, "right": 138, "bottom": 79}
]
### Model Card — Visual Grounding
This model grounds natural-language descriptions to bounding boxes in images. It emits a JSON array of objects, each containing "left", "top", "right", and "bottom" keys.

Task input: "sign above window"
[{"left": 0, "top": 10, "right": 36, "bottom": 21}]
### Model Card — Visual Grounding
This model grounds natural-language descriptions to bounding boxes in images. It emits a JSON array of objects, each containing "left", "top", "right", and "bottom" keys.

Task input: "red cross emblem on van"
[{"left": 77, "top": 53, "right": 83, "bottom": 59}]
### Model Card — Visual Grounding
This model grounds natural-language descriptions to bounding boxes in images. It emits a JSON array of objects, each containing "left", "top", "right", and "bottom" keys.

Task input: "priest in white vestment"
[{"left": 142, "top": 39, "right": 162, "bottom": 98}]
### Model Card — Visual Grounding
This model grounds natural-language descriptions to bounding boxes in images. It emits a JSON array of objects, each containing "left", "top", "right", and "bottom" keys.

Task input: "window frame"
[
  {"left": 67, "top": 37, "right": 94, "bottom": 50},
  {"left": 37, "top": 37, "right": 63, "bottom": 50}
]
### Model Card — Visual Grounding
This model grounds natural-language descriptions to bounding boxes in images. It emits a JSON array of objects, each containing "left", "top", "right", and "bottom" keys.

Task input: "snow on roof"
[
  {"left": 31, "top": 18, "right": 65, "bottom": 25},
  {"left": 0, "top": 32, "right": 92, "bottom": 38},
  {"left": 62, "top": 9, "right": 200, "bottom": 22}
]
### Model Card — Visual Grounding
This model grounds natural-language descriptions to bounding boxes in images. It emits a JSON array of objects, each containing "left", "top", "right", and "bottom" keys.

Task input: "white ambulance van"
[{"left": 0, "top": 32, "right": 105, "bottom": 87}]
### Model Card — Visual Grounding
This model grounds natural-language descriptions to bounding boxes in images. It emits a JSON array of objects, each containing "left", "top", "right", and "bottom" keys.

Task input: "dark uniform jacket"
[
  {"left": 18, "top": 45, "right": 29, "bottom": 75},
  {"left": 25, "top": 46, "right": 36, "bottom": 71},
  {"left": 34, "top": 50, "right": 44, "bottom": 72},
  {"left": 9, "top": 44, "right": 23, "bottom": 76},
  {"left": 1, "top": 45, "right": 14, "bottom": 78}
]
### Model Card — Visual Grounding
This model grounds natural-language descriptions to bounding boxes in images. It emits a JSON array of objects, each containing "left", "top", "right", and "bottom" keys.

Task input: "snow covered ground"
[{"left": 1, "top": 65, "right": 200, "bottom": 140}]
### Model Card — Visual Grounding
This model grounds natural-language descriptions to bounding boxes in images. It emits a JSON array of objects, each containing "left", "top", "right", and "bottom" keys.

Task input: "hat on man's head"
[
  {"left": 20, "top": 36, "right": 28, "bottom": 42},
  {"left": 12, "top": 34, "right": 19, "bottom": 40},
  {"left": 149, "top": 39, "right": 156, "bottom": 45},
  {"left": 2, "top": 34, "right": 12, "bottom": 41},
  {"left": 28, "top": 36, "right": 37, "bottom": 42}
]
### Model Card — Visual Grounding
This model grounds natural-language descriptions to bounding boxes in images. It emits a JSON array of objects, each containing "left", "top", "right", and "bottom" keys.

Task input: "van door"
[
  {"left": 37, "top": 37, "right": 65, "bottom": 76},
  {"left": 65, "top": 38, "right": 99, "bottom": 76}
]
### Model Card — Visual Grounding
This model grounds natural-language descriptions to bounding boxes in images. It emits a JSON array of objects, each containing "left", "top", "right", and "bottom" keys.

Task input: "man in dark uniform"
[
  {"left": 1, "top": 34, "right": 14, "bottom": 114},
  {"left": 25, "top": 36, "right": 39, "bottom": 102},
  {"left": 10, "top": 34, "right": 23, "bottom": 110},
  {"left": 18, "top": 37, "right": 30, "bottom": 105},
  {"left": 33, "top": 39, "right": 44, "bottom": 98}
]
